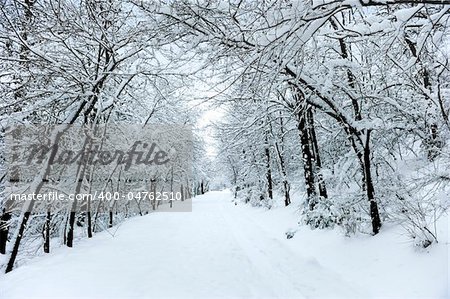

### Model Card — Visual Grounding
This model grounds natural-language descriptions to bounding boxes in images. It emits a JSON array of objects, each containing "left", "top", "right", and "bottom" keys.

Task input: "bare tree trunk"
[
  {"left": 151, "top": 179, "right": 157, "bottom": 210},
  {"left": 328, "top": 22, "right": 380, "bottom": 233},
  {"left": 66, "top": 211, "right": 76, "bottom": 248},
  {"left": 180, "top": 184, "right": 185, "bottom": 201},
  {"left": 86, "top": 191, "right": 93, "bottom": 239},
  {"left": 87, "top": 211, "right": 93, "bottom": 238},
  {"left": 6, "top": 211, "right": 32, "bottom": 273},
  {"left": 0, "top": 209, "right": 11, "bottom": 254},
  {"left": 67, "top": 171, "right": 85, "bottom": 248},
  {"left": 108, "top": 211, "right": 113, "bottom": 228},
  {"left": 4, "top": 0, "right": 34, "bottom": 270},
  {"left": 274, "top": 138, "right": 290, "bottom": 206},
  {"left": 6, "top": 140, "right": 59, "bottom": 272},
  {"left": 186, "top": 180, "right": 192, "bottom": 199},
  {"left": 346, "top": 127, "right": 382, "bottom": 234},
  {"left": 67, "top": 147, "right": 89, "bottom": 247},
  {"left": 364, "top": 130, "right": 382, "bottom": 234},
  {"left": 1, "top": 135, "right": 18, "bottom": 255},
  {"left": 307, "top": 108, "right": 328, "bottom": 199},
  {"left": 264, "top": 133, "right": 273, "bottom": 200},
  {"left": 43, "top": 209, "right": 51, "bottom": 253},
  {"left": 277, "top": 115, "right": 291, "bottom": 206},
  {"left": 297, "top": 106, "right": 317, "bottom": 208}
]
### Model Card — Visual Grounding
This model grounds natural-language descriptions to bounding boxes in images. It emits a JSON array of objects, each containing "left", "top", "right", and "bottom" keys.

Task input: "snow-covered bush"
[
  {"left": 301, "top": 196, "right": 337, "bottom": 230},
  {"left": 301, "top": 194, "right": 371, "bottom": 236},
  {"left": 236, "top": 186, "right": 271, "bottom": 208}
]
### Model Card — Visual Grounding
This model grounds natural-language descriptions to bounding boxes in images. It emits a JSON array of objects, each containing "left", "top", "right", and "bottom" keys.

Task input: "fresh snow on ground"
[{"left": 0, "top": 190, "right": 448, "bottom": 299}]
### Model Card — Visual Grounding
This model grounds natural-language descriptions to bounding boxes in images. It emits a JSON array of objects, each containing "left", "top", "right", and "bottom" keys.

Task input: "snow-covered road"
[{"left": 0, "top": 190, "right": 367, "bottom": 299}]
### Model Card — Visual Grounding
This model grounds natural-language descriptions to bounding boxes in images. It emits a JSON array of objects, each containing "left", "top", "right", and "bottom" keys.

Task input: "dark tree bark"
[
  {"left": 326, "top": 22, "right": 380, "bottom": 233},
  {"left": 6, "top": 211, "right": 32, "bottom": 273},
  {"left": 296, "top": 102, "right": 317, "bottom": 208},
  {"left": 4, "top": 0, "right": 34, "bottom": 269},
  {"left": 185, "top": 180, "right": 191, "bottom": 200},
  {"left": 6, "top": 144, "right": 58, "bottom": 272},
  {"left": 66, "top": 212, "right": 76, "bottom": 248},
  {"left": 264, "top": 133, "right": 273, "bottom": 200},
  {"left": 67, "top": 143, "right": 89, "bottom": 248},
  {"left": 2, "top": 131, "right": 19, "bottom": 255},
  {"left": 180, "top": 184, "right": 185, "bottom": 201},
  {"left": 307, "top": 108, "right": 328, "bottom": 199},
  {"left": 187, "top": 183, "right": 191, "bottom": 199},
  {"left": 108, "top": 211, "right": 113, "bottom": 228},
  {"left": 286, "top": 66, "right": 382, "bottom": 234},
  {"left": 87, "top": 211, "right": 93, "bottom": 238},
  {"left": 345, "top": 127, "right": 382, "bottom": 234},
  {"left": 86, "top": 193, "right": 93, "bottom": 239},
  {"left": 272, "top": 113, "right": 290, "bottom": 206},
  {"left": 151, "top": 179, "right": 157, "bottom": 210},
  {"left": 275, "top": 140, "right": 291, "bottom": 206},
  {"left": 43, "top": 210, "right": 51, "bottom": 253},
  {"left": 364, "top": 131, "right": 382, "bottom": 234},
  {"left": 0, "top": 209, "right": 11, "bottom": 254}
]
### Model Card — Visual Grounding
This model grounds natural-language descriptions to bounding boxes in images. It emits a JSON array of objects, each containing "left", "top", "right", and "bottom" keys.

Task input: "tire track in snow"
[
  {"left": 217, "top": 197, "right": 368, "bottom": 299},
  {"left": 217, "top": 200, "right": 308, "bottom": 299}
]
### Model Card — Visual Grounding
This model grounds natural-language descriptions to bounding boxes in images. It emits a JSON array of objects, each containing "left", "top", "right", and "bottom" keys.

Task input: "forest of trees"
[{"left": 1, "top": 0, "right": 449, "bottom": 273}]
